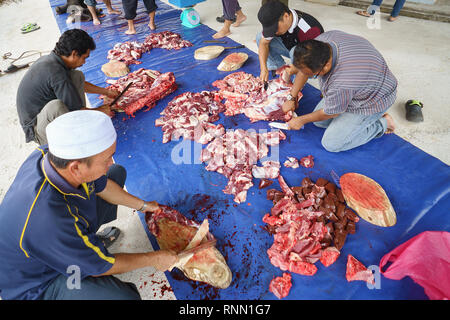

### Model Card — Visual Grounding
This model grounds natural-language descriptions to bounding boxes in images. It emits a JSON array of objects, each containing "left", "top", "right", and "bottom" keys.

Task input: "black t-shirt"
[
  {"left": 279, "top": 10, "right": 324, "bottom": 50},
  {"left": 16, "top": 52, "right": 83, "bottom": 142}
]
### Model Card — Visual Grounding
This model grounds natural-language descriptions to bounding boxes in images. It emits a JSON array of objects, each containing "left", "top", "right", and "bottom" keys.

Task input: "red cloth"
[{"left": 379, "top": 231, "right": 450, "bottom": 300}]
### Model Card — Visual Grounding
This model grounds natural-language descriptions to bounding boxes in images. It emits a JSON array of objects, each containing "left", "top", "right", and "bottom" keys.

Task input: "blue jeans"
[
  {"left": 371, "top": 0, "right": 406, "bottom": 17},
  {"left": 313, "top": 99, "right": 387, "bottom": 152},
  {"left": 256, "top": 32, "right": 296, "bottom": 71},
  {"left": 40, "top": 164, "right": 141, "bottom": 300}
]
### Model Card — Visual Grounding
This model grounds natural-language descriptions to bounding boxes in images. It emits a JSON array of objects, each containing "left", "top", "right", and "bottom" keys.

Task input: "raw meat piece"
[
  {"left": 156, "top": 91, "right": 225, "bottom": 144},
  {"left": 300, "top": 155, "right": 314, "bottom": 168},
  {"left": 212, "top": 72, "right": 300, "bottom": 123},
  {"left": 101, "top": 60, "right": 129, "bottom": 77},
  {"left": 320, "top": 246, "right": 340, "bottom": 267},
  {"left": 217, "top": 52, "right": 248, "bottom": 71},
  {"left": 143, "top": 31, "right": 193, "bottom": 51},
  {"left": 269, "top": 273, "right": 292, "bottom": 299},
  {"left": 100, "top": 68, "right": 177, "bottom": 117},
  {"left": 200, "top": 129, "right": 286, "bottom": 203},
  {"left": 283, "top": 157, "right": 299, "bottom": 169},
  {"left": 145, "top": 206, "right": 232, "bottom": 289},
  {"left": 263, "top": 176, "right": 359, "bottom": 278},
  {"left": 259, "top": 179, "right": 274, "bottom": 189},
  {"left": 107, "top": 31, "right": 193, "bottom": 66},
  {"left": 346, "top": 254, "right": 375, "bottom": 285},
  {"left": 107, "top": 41, "right": 146, "bottom": 65},
  {"left": 252, "top": 161, "right": 280, "bottom": 179}
]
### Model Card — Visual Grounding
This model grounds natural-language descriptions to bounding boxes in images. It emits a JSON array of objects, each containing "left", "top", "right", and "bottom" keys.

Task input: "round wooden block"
[
  {"left": 217, "top": 52, "right": 248, "bottom": 71},
  {"left": 340, "top": 173, "right": 397, "bottom": 227},
  {"left": 194, "top": 46, "right": 224, "bottom": 60},
  {"left": 101, "top": 60, "right": 129, "bottom": 77}
]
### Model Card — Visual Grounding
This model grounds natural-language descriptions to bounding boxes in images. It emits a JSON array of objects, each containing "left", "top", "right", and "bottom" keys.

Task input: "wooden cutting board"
[
  {"left": 340, "top": 173, "right": 397, "bottom": 227},
  {"left": 194, "top": 46, "right": 225, "bottom": 60}
]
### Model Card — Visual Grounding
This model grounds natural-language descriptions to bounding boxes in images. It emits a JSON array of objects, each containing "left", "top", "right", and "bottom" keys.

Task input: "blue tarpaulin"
[{"left": 49, "top": 0, "right": 449, "bottom": 300}]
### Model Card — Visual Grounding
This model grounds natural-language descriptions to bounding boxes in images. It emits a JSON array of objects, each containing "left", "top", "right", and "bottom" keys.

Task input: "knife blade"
[
  {"left": 109, "top": 81, "right": 133, "bottom": 107},
  {"left": 268, "top": 122, "right": 289, "bottom": 130}
]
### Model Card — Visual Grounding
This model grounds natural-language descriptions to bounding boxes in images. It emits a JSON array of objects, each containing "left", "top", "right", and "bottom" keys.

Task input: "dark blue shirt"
[{"left": 0, "top": 146, "right": 115, "bottom": 300}]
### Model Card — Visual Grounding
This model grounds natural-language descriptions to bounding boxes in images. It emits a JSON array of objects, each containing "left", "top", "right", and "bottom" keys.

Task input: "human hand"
[
  {"left": 141, "top": 201, "right": 161, "bottom": 214},
  {"left": 287, "top": 116, "right": 305, "bottom": 130},
  {"left": 96, "top": 104, "right": 115, "bottom": 118},
  {"left": 259, "top": 68, "right": 269, "bottom": 82},
  {"left": 104, "top": 89, "right": 120, "bottom": 99},
  {"left": 152, "top": 250, "right": 179, "bottom": 272},
  {"left": 282, "top": 100, "right": 296, "bottom": 113}
]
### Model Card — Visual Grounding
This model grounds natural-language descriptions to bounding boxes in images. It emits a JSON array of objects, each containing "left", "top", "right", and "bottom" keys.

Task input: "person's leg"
[
  {"left": 84, "top": 0, "right": 100, "bottom": 25},
  {"left": 320, "top": 111, "right": 388, "bottom": 152},
  {"left": 34, "top": 100, "right": 70, "bottom": 145},
  {"left": 232, "top": 1, "right": 246, "bottom": 27},
  {"left": 102, "top": 0, "right": 121, "bottom": 15},
  {"left": 389, "top": 0, "right": 406, "bottom": 19},
  {"left": 40, "top": 274, "right": 141, "bottom": 300},
  {"left": 142, "top": 0, "right": 157, "bottom": 30},
  {"left": 213, "top": 0, "right": 235, "bottom": 38},
  {"left": 357, "top": 0, "right": 383, "bottom": 16},
  {"left": 256, "top": 32, "right": 291, "bottom": 71},
  {"left": 122, "top": 0, "right": 138, "bottom": 34},
  {"left": 96, "top": 164, "right": 127, "bottom": 227}
]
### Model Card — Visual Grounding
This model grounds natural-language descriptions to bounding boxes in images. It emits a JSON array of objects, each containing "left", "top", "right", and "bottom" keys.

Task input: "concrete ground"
[{"left": 0, "top": 0, "right": 448, "bottom": 300}]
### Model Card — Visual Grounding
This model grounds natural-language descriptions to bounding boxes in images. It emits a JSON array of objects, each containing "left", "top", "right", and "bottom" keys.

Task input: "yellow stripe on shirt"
[
  {"left": 66, "top": 204, "right": 115, "bottom": 265},
  {"left": 20, "top": 179, "right": 47, "bottom": 258}
]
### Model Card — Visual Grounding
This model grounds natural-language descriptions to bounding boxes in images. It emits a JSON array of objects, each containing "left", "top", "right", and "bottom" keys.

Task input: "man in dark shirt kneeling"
[{"left": 16, "top": 28, "right": 119, "bottom": 146}]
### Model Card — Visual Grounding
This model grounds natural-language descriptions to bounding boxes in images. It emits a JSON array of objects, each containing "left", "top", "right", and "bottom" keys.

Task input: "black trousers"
[
  {"left": 122, "top": 0, "right": 157, "bottom": 20},
  {"left": 96, "top": 164, "right": 127, "bottom": 229}
]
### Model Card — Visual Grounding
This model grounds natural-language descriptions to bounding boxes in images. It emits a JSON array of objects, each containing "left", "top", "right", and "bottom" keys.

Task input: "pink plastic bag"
[{"left": 379, "top": 231, "right": 450, "bottom": 300}]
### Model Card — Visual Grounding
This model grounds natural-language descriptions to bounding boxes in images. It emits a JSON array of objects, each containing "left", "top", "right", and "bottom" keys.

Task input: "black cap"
[{"left": 258, "top": 1, "right": 289, "bottom": 38}]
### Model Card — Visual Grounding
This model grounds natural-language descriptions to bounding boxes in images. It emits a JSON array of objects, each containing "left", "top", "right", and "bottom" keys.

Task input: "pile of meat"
[
  {"left": 212, "top": 72, "right": 298, "bottom": 123},
  {"left": 107, "top": 31, "right": 193, "bottom": 65},
  {"left": 263, "top": 176, "right": 378, "bottom": 298},
  {"left": 263, "top": 176, "right": 360, "bottom": 275},
  {"left": 145, "top": 205, "right": 232, "bottom": 289},
  {"left": 155, "top": 91, "right": 225, "bottom": 144},
  {"left": 200, "top": 129, "right": 286, "bottom": 203},
  {"left": 100, "top": 68, "right": 177, "bottom": 117}
]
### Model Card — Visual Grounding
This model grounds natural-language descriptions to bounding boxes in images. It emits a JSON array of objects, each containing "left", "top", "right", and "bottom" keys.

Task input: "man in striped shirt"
[{"left": 283, "top": 30, "right": 397, "bottom": 152}]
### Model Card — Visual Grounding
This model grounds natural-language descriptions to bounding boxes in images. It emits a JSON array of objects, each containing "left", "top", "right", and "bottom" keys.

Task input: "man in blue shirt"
[{"left": 0, "top": 110, "right": 177, "bottom": 299}]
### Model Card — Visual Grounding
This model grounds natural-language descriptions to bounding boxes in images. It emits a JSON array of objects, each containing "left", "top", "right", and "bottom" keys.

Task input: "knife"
[
  {"left": 109, "top": 81, "right": 133, "bottom": 107},
  {"left": 268, "top": 122, "right": 289, "bottom": 130}
]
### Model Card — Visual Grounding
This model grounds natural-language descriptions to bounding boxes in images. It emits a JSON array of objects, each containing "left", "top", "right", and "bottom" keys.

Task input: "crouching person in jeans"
[
  {"left": 0, "top": 110, "right": 178, "bottom": 299},
  {"left": 282, "top": 30, "right": 397, "bottom": 152}
]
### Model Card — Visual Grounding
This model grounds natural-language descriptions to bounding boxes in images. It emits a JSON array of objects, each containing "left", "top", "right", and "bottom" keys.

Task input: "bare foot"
[
  {"left": 108, "top": 9, "right": 121, "bottom": 15},
  {"left": 212, "top": 28, "right": 231, "bottom": 39},
  {"left": 125, "top": 28, "right": 136, "bottom": 35},
  {"left": 232, "top": 14, "right": 246, "bottom": 27},
  {"left": 356, "top": 10, "right": 371, "bottom": 17},
  {"left": 388, "top": 16, "right": 397, "bottom": 22},
  {"left": 93, "top": 18, "right": 101, "bottom": 25},
  {"left": 383, "top": 113, "right": 395, "bottom": 134},
  {"left": 148, "top": 21, "right": 156, "bottom": 30}
]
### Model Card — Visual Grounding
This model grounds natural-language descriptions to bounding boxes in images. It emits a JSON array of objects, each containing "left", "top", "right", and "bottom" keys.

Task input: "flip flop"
[
  {"left": 21, "top": 23, "right": 40, "bottom": 34},
  {"left": 97, "top": 226, "right": 121, "bottom": 248},
  {"left": 356, "top": 10, "right": 372, "bottom": 17},
  {"left": 405, "top": 100, "right": 424, "bottom": 122}
]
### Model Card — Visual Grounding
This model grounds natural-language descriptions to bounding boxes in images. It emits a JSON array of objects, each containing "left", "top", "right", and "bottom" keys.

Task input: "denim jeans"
[
  {"left": 371, "top": 0, "right": 406, "bottom": 17},
  {"left": 256, "top": 32, "right": 296, "bottom": 71},
  {"left": 40, "top": 164, "right": 141, "bottom": 300},
  {"left": 313, "top": 99, "right": 388, "bottom": 152}
]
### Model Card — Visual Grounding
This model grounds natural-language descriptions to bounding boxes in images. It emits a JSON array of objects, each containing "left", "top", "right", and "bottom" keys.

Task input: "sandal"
[
  {"left": 21, "top": 23, "right": 40, "bottom": 34},
  {"left": 356, "top": 10, "right": 372, "bottom": 17},
  {"left": 405, "top": 100, "right": 424, "bottom": 122},
  {"left": 97, "top": 226, "right": 121, "bottom": 248}
]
